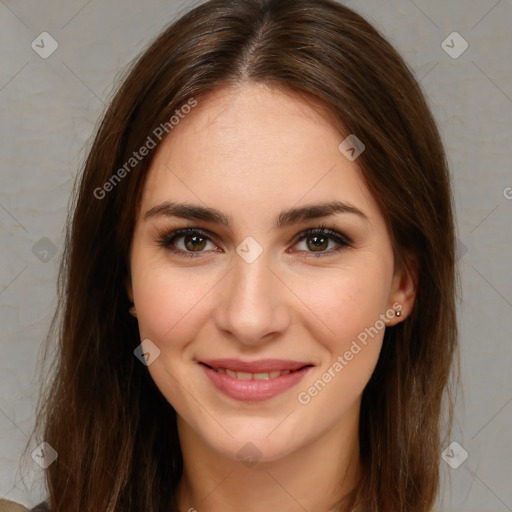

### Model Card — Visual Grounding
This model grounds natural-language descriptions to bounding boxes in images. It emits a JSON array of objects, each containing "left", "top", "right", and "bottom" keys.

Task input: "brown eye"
[
  {"left": 157, "top": 225, "right": 351, "bottom": 260},
  {"left": 306, "top": 234, "right": 329, "bottom": 251},
  {"left": 158, "top": 228, "right": 218, "bottom": 258},
  {"left": 182, "top": 234, "right": 208, "bottom": 252},
  {"left": 292, "top": 226, "right": 352, "bottom": 258}
]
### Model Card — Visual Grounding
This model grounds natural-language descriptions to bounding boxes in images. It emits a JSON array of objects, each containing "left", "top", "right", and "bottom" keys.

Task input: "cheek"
[
  {"left": 130, "top": 261, "right": 216, "bottom": 402},
  {"left": 299, "top": 263, "right": 391, "bottom": 347},
  {"left": 294, "top": 269, "right": 389, "bottom": 412},
  {"left": 133, "top": 265, "right": 215, "bottom": 344}
]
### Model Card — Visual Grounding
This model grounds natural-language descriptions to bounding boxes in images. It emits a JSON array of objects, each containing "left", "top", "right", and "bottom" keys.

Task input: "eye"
[
  {"left": 156, "top": 224, "right": 352, "bottom": 259},
  {"left": 290, "top": 224, "right": 352, "bottom": 258},
  {"left": 156, "top": 227, "right": 219, "bottom": 259}
]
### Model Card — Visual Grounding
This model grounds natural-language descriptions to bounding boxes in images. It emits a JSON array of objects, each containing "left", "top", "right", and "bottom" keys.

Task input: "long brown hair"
[{"left": 20, "top": 0, "right": 460, "bottom": 510}]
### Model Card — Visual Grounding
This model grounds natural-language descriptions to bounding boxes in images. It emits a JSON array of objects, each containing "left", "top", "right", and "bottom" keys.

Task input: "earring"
[
  {"left": 129, "top": 303, "right": 137, "bottom": 318},
  {"left": 396, "top": 311, "right": 401, "bottom": 317}
]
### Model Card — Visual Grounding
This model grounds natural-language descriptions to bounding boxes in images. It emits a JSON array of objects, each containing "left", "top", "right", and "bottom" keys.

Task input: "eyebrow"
[{"left": 144, "top": 200, "right": 369, "bottom": 229}]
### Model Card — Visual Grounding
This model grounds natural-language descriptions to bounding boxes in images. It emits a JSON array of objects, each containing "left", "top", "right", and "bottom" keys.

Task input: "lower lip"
[{"left": 200, "top": 363, "right": 313, "bottom": 402}]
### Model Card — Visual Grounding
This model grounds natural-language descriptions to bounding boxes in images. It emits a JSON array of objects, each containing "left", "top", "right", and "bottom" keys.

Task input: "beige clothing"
[
  {"left": 0, "top": 495, "right": 362, "bottom": 511},
  {"left": 0, "top": 500, "right": 28, "bottom": 512},
  {"left": 0, "top": 499, "right": 48, "bottom": 512}
]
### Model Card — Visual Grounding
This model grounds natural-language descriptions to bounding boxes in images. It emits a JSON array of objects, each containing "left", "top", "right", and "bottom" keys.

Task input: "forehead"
[{"left": 138, "top": 83, "right": 380, "bottom": 230}]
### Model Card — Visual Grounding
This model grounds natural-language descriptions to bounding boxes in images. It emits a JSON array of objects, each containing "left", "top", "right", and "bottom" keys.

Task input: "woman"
[{"left": 6, "top": 0, "right": 460, "bottom": 510}]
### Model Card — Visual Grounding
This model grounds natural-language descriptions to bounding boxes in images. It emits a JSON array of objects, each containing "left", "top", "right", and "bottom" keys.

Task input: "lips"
[
  {"left": 207, "top": 367, "right": 293, "bottom": 380},
  {"left": 199, "top": 358, "right": 312, "bottom": 373},
  {"left": 200, "top": 363, "right": 313, "bottom": 402},
  {"left": 198, "top": 358, "right": 314, "bottom": 401}
]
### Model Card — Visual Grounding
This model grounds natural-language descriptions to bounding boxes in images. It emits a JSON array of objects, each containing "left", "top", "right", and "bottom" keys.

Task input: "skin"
[{"left": 126, "top": 82, "right": 418, "bottom": 512}]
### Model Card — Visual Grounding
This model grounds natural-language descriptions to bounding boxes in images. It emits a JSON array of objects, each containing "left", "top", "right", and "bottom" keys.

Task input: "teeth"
[{"left": 215, "top": 368, "right": 293, "bottom": 379}]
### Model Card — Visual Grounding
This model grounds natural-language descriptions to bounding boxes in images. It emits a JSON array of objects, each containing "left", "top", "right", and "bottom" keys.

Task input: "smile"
[
  {"left": 198, "top": 361, "right": 314, "bottom": 402},
  {"left": 207, "top": 366, "right": 293, "bottom": 380}
]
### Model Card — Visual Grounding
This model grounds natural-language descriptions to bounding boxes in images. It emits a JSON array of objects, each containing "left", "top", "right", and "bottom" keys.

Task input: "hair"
[{"left": 20, "top": 0, "right": 460, "bottom": 511}]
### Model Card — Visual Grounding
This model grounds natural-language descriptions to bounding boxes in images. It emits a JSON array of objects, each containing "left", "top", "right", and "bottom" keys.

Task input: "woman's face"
[{"left": 127, "top": 83, "right": 415, "bottom": 463}]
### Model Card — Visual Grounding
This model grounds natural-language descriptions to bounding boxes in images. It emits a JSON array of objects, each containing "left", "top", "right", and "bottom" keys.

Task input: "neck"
[{"left": 175, "top": 400, "right": 362, "bottom": 512}]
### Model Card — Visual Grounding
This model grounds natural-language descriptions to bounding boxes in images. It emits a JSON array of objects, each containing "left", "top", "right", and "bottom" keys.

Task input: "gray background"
[{"left": 0, "top": 0, "right": 511, "bottom": 510}]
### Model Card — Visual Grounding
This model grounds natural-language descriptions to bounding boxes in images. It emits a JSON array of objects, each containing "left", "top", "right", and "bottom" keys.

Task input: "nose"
[{"left": 213, "top": 251, "right": 291, "bottom": 346}]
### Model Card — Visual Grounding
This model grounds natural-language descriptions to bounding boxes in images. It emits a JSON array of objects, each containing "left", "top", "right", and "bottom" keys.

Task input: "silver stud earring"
[{"left": 396, "top": 310, "right": 401, "bottom": 317}]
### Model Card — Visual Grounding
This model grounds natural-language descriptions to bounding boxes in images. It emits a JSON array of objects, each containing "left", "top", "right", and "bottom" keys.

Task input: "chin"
[{"left": 205, "top": 423, "right": 304, "bottom": 464}]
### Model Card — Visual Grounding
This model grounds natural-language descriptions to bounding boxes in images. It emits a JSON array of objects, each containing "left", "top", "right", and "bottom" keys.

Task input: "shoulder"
[{"left": 0, "top": 499, "right": 49, "bottom": 512}]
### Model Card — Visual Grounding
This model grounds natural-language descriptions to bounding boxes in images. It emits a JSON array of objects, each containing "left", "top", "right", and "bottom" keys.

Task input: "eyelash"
[{"left": 155, "top": 224, "right": 352, "bottom": 259}]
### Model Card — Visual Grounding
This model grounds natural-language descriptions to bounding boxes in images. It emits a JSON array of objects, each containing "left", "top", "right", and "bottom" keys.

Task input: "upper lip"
[{"left": 199, "top": 358, "right": 313, "bottom": 373}]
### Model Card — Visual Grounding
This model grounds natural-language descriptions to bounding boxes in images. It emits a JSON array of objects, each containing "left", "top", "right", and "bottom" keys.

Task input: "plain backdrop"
[{"left": 0, "top": 0, "right": 511, "bottom": 510}]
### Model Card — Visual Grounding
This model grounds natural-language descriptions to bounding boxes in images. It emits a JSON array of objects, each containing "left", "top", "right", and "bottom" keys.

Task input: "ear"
[
  {"left": 386, "top": 252, "right": 419, "bottom": 326},
  {"left": 125, "top": 274, "right": 134, "bottom": 303}
]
